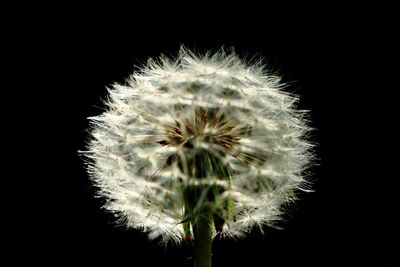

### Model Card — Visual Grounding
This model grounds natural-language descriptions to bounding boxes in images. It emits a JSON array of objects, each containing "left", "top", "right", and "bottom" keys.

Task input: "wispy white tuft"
[{"left": 84, "top": 47, "right": 314, "bottom": 245}]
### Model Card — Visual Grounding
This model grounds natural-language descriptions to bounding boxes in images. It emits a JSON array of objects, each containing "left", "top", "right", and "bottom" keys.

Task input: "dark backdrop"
[{"left": 15, "top": 5, "right": 397, "bottom": 267}]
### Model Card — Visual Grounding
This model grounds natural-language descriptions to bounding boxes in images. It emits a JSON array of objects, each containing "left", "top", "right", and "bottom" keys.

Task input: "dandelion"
[{"left": 84, "top": 47, "right": 314, "bottom": 267}]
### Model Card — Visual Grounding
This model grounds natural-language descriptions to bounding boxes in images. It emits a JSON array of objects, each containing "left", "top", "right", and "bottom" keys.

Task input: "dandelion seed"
[{"left": 83, "top": 47, "right": 314, "bottom": 267}]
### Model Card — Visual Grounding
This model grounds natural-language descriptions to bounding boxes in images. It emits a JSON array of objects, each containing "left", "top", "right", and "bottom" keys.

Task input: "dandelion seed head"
[{"left": 85, "top": 47, "right": 314, "bottom": 245}]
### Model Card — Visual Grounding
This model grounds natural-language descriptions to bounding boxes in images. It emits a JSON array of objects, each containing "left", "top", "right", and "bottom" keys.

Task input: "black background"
[{"left": 11, "top": 4, "right": 397, "bottom": 266}]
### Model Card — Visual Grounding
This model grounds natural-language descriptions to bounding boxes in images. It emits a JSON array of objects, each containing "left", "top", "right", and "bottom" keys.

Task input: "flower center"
[{"left": 160, "top": 107, "right": 240, "bottom": 155}]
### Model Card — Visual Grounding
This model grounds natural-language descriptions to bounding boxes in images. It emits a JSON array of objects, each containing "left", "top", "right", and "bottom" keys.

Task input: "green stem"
[{"left": 193, "top": 212, "right": 213, "bottom": 267}]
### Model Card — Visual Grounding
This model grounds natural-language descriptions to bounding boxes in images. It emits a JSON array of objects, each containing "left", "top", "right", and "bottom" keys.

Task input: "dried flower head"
[{"left": 85, "top": 48, "right": 313, "bottom": 245}]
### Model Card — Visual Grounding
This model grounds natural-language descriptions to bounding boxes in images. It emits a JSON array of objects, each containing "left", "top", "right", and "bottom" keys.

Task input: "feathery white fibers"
[{"left": 85, "top": 47, "right": 314, "bottom": 245}]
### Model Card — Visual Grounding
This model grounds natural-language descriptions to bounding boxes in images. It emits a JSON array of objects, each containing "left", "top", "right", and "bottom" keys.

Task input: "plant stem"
[{"left": 193, "top": 212, "right": 213, "bottom": 267}]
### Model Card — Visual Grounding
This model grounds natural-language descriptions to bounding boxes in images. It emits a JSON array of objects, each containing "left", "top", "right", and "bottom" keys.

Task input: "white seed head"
[{"left": 84, "top": 47, "right": 314, "bottom": 245}]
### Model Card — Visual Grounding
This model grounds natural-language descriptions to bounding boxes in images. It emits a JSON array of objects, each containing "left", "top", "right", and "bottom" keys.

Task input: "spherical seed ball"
[{"left": 85, "top": 48, "right": 314, "bottom": 245}]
